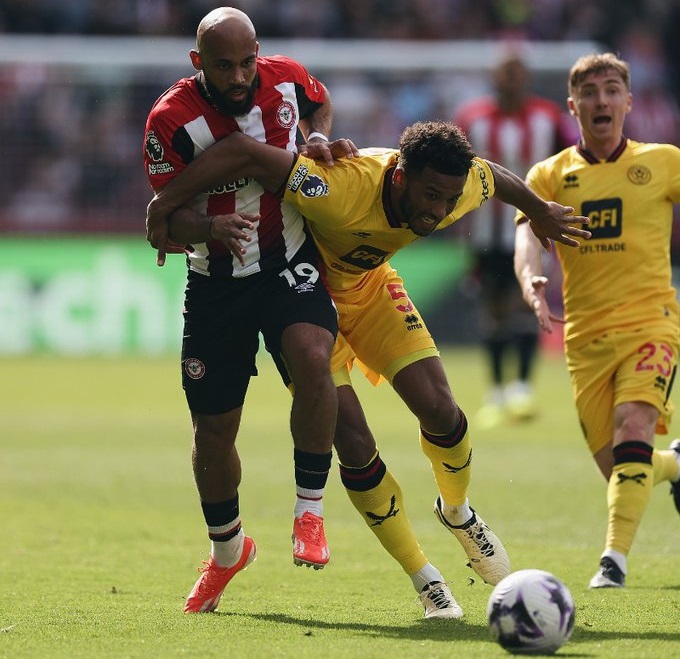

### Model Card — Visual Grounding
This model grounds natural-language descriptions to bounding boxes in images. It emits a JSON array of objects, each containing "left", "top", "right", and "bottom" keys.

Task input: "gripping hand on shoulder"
[{"left": 299, "top": 138, "right": 359, "bottom": 165}]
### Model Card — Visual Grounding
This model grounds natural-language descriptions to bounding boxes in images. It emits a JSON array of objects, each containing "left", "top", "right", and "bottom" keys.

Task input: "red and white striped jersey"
[
  {"left": 455, "top": 96, "right": 572, "bottom": 252},
  {"left": 144, "top": 55, "right": 326, "bottom": 278}
]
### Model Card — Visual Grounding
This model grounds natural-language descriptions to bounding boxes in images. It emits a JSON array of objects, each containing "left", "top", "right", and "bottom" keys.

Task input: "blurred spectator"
[
  {"left": 626, "top": 84, "right": 680, "bottom": 146},
  {"left": 0, "top": 0, "right": 660, "bottom": 43},
  {"left": 617, "top": 23, "right": 680, "bottom": 145},
  {"left": 453, "top": 52, "right": 573, "bottom": 427},
  {"left": 0, "top": 0, "right": 676, "bottom": 245},
  {"left": 7, "top": 153, "right": 80, "bottom": 227},
  {"left": 660, "top": 0, "right": 680, "bottom": 109}
]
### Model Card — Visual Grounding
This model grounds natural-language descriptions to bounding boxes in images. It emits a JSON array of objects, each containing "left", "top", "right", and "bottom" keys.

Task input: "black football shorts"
[{"left": 180, "top": 241, "right": 337, "bottom": 414}]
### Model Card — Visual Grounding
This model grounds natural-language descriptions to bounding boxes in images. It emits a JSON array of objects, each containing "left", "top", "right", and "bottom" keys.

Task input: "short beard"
[{"left": 203, "top": 75, "right": 257, "bottom": 117}]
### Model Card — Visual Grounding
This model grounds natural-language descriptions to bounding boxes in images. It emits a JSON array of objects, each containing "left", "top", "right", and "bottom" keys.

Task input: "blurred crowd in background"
[
  {"left": 0, "top": 0, "right": 678, "bottom": 59},
  {"left": 0, "top": 0, "right": 678, "bottom": 234}
]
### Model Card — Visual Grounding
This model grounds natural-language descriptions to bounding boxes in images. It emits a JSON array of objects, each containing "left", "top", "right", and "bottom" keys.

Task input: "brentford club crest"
[
  {"left": 184, "top": 358, "right": 206, "bottom": 379},
  {"left": 276, "top": 101, "right": 296, "bottom": 129}
]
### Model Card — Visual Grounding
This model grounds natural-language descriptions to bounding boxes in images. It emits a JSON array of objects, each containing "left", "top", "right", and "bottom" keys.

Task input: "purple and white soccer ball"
[{"left": 486, "top": 569, "right": 575, "bottom": 655}]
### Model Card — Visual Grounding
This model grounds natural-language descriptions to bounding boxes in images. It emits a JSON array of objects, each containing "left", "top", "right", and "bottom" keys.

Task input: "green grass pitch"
[{"left": 1, "top": 348, "right": 678, "bottom": 658}]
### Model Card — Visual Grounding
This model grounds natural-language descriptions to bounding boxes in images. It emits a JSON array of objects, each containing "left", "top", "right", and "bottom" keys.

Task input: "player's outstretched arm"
[
  {"left": 487, "top": 161, "right": 590, "bottom": 249},
  {"left": 514, "top": 221, "right": 563, "bottom": 333}
]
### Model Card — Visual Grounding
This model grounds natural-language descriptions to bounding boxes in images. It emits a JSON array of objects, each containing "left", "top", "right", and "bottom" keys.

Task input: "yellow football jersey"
[
  {"left": 519, "top": 140, "right": 680, "bottom": 348},
  {"left": 284, "top": 148, "right": 494, "bottom": 292}
]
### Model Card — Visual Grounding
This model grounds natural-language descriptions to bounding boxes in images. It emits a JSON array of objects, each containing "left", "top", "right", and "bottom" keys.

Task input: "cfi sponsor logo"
[
  {"left": 340, "top": 244, "right": 388, "bottom": 269},
  {"left": 582, "top": 197, "right": 622, "bottom": 238},
  {"left": 184, "top": 357, "right": 206, "bottom": 380}
]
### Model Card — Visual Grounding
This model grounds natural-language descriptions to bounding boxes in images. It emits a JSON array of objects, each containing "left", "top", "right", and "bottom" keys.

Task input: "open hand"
[
  {"left": 529, "top": 202, "right": 591, "bottom": 250},
  {"left": 521, "top": 275, "right": 565, "bottom": 333}
]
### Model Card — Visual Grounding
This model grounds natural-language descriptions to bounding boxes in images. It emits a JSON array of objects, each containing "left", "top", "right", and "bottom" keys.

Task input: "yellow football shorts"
[
  {"left": 330, "top": 264, "right": 438, "bottom": 387},
  {"left": 566, "top": 327, "right": 678, "bottom": 455}
]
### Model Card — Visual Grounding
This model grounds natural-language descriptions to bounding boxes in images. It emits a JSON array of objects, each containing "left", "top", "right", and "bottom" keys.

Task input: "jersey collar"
[
  {"left": 382, "top": 166, "right": 405, "bottom": 228},
  {"left": 576, "top": 136, "right": 628, "bottom": 163}
]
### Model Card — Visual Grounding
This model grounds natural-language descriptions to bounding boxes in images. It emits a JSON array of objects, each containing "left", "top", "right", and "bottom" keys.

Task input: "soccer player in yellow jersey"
[
  {"left": 514, "top": 53, "right": 680, "bottom": 589},
  {"left": 147, "top": 120, "right": 589, "bottom": 617}
]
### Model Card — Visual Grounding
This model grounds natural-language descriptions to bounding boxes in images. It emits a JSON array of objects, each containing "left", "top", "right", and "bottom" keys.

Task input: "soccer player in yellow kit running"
[
  {"left": 147, "top": 120, "right": 589, "bottom": 617},
  {"left": 514, "top": 53, "right": 680, "bottom": 588}
]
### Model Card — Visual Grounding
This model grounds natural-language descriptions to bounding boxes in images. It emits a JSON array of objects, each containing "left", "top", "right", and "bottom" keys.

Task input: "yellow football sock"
[
  {"left": 419, "top": 421, "right": 472, "bottom": 507},
  {"left": 605, "top": 461, "right": 653, "bottom": 556},
  {"left": 652, "top": 448, "right": 679, "bottom": 485},
  {"left": 340, "top": 453, "right": 427, "bottom": 575}
]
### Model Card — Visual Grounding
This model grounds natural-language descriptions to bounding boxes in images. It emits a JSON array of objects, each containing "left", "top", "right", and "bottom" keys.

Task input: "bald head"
[
  {"left": 196, "top": 7, "right": 256, "bottom": 51},
  {"left": 190, "top": 7, "right": 260, "bottom": 116}
]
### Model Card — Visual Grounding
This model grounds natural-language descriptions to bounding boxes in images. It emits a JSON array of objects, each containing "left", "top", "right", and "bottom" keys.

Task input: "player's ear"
[
  {"left": 566, "top": 96, "right": 577, "bottom": 116},
  {"left": 189, "top": 50, "right": 202, "bottom": 71},
  {"left": 625, "top": 91, "right": 633, "bottom": 115}
]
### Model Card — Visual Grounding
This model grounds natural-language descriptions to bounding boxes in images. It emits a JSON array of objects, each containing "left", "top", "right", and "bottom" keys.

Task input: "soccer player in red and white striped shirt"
[
  {"left": 144, "top": 7, "right": 343, "bottom": 613},
  {"left": 455, "top": 54, "right": 573, "bottom": 427}
]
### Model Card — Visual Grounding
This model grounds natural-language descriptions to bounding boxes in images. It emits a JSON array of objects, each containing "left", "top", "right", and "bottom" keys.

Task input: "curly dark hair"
[{"left": 398, "top": 121, "right": 475, "bottom": 177}]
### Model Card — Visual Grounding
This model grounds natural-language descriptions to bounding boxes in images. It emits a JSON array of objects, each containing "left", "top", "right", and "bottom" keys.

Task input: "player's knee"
[
  {"left": 193, "top": 412, "right": 240, "bottom": 451},
  {"left": 334, "top": 426, "right": 376, "bottom": 467},
  {"left": 418, "top": 393, "right": 458, "bottom": 431},
  {"left": 290, "top": 348, "right": 334, "bottom": 389}
]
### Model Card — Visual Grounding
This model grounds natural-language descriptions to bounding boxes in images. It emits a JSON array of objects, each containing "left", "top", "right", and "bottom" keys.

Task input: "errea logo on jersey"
[{"left": 563, "top": 174, "right": 579, "bottom": 188}]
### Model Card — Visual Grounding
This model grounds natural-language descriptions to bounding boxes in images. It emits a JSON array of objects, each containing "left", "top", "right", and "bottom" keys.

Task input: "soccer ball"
[{"left": 486, "top": 569, "right": 575, "bottom": 655}]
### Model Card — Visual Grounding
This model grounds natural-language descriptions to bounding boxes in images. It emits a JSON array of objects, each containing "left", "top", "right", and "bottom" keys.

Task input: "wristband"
[{"left": 307, "top": 131, "right": 329, "bottom": 142}]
